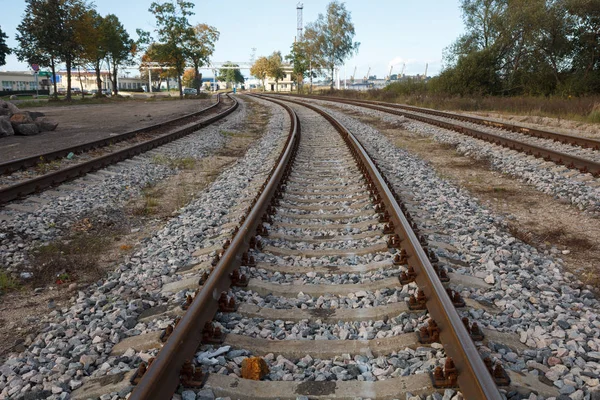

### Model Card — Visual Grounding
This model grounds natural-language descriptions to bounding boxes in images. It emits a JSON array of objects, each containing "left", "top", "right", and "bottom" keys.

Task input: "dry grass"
[
  {"left": 29, "top": 233, "right": 109, "bottom": 286},
  {"left": 322, "top": 89, "right": 600, "bottom": 124},
  {"left": 0, "top": 271, "right": 20, "bottom": 294}
]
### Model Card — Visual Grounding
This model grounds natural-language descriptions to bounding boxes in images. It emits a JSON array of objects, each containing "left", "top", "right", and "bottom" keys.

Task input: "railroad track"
[
  {"left": 283, "top": 94, "right": 600, "bottom": 177},
  {"left": 0, "top": 93, "right": 237, "bottom": 205},
  {"left": 69, "top": 94, "right": 560, "bottom": 399}
]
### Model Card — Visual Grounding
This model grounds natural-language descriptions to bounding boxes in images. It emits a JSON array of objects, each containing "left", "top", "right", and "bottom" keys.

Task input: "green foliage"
[
  {"left": 148, "top": 0, "right": 196, "bottom": 97},
  {"left": 0, "top": 271, "right": 19, "bottom": 294},
  {"left": 186, "top": 24, "right": 219, "bottom": 92},
  {"left": 310, "top": 1, "right": 360, "bottom": 88},
  {"left": 266, "top": 52, "right": 285, "bottom": 91},
  {"left": 218, "top": 62, "right": 245, "bottom": 88},
  {"left": 286, "top": 42, "right": 312, "bottom": 92},
  {"left": 0, "top": 26, "right": 10, "bottom": 66},
  {"left": 103, "top": 14, "right": 136, "bottom": 95},
  {"left": 440, "top": 0, "right": 600, "bottom": 96}
]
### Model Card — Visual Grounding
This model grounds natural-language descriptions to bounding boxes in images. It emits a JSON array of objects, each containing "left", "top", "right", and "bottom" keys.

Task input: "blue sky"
[{"left": 1, "top": 0, "right": 464, "bottom": 78}]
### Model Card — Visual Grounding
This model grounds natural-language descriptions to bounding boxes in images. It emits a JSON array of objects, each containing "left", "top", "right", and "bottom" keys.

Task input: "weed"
[
  {"left": 35, "top": 158, "right": 62, "bottom": 174},
  {"left": 30, "top": 234, "right": 108, "bottom": 286},
  {"left": 119, "top": 244, "right": 132, "bottom": 251},
  {"left": 0, "top": 271, "right": 19, "bottom": 293},
  {"left": 151, "top": 155, "right": 196, "bottom": 170},
  {"left": 220, "top": 130, "right": 236, "bottom": 137}
]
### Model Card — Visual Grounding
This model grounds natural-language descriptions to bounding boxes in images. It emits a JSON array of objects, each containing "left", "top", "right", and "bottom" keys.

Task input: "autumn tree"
[
  {"left": 185, "top": 24, "right": 219, "bottom": 93},
  {"left": 267, "top": 52, "right": 285, "bottom": 92},
  {"left": 218, "top": 62, "right": 245, "bottom": 89},
  {"left": 250, "top": 56, "right": 269, "bottom": 91},
  {"left": 311, "top": 1, "right": 360, "bottom": 89},
  {"left": 0, "top": 27, "right": 10, "bottom": 67},
  {"left": 148, "top": 0, "right": 195, "bottom": 97}
]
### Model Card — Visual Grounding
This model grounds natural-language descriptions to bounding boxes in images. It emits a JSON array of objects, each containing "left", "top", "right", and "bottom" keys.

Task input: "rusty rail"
[
  {"left": 0, "top": 94, "right": 224, "bottom": 175},
  {"left": 0, "top": 94, "right": 237, "bottom": 205},
  {"left": 287, "top": 95, "right": 600, "bottom": 176},
  {"left": 319, "top": 95, "right": 600, "bottom": 150},
  {"left": 128, "top": 96, "right": 300, "bottom": 400},
  {"left": 130, "top": 93, "right": 501, "bottom": 399},
  {"left": 274, "top": 96, "right": 502, "bottom": 400}
]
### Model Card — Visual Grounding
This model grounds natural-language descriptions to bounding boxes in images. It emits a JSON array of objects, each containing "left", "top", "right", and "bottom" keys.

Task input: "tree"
[
  {"left": 286, "top": 41, "right": 311, "bottom": 93},
  {"left": 15, "top": 0, "right": 65, "bottom": 99},
  {"left": 103, "top": 14, "right": 135, "bottom": 95},
  {"left": 302, "top": 23, "right": 325, "bottom": 92},
  {"left": 250, "top": 56, "right": 269, "bottom": 91},
  {"left": 75, "top": 9, "right": 106, "bottom": 96},
  {"left": 148, "top": 0, "right": 195, "bottom": 98},
  {"left": 185, "top": 24, "right": 219, "bottom": 93},
  {"left": 0, "top": 27, "right": 10, "bottom": 67},
  {"left": 218, "top": 62, "right": 245, "bottom": 89},
  {"left": 311, "top": 1, "right": 360, "bottom": 89},
  {"left": 267, "top": 51, "right": 285, "bottom": 92},
  {"left": 182, "top": 68, "right": 196, "bottom": 88}
]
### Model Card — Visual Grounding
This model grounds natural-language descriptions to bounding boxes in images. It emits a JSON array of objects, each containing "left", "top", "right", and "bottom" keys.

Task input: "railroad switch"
[
  {"left": 484, "top": 358, "right": 511, "bottom": 386},
  {"left": 399, "top": 265, "right": 417, "bottom": 285},
  {"left": 446, "top": 289, "right": 465, "bottom": 308},
  {"left": 130, "top": 357, "right": 154, "bottom": 385},
  {"left": 180, "top": 360, "right": 205, "bottom": 388},
  {"left": 393, "top": 249, "right": 408, "bottom": 265},
  {"left": 230, "top": 269, "right": 249, "bottom": 287},
  {"left": 418, "top": 319, "right": 440, "bottom": 344},
  {"left": 202, "top": 322, "right": 224, "bottom": 344},
  {"left": 218, "top": 292, "right": 237, "bottom": 312},
  {"left": 431, "top": 358, "right": 458, "bottom": 388},
  {"left": 408, "top": 289, "right": 427, "bottom": 310},
  {"left": 462, "top": 317, "right": 484, "bottom": 341}
]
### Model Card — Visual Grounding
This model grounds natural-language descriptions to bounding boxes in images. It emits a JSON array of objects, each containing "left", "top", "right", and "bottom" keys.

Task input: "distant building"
[
  {"left": 0, "top": 70, "right": 48, "bottom": 91},
  {"left": 264, "top": 64, "right": 295, "bottom": 92},
  {"left": 55, "top": 70, "right": 145, "bottom": 92}
]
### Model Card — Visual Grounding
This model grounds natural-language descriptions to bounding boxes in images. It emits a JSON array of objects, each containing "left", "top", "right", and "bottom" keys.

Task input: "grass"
[
  {"left": 151, "top": 155, "right": 196, "bottom": 170},
  {"left": 30, "top": 233, "right": 109, "bottom": 286},
  {"left": 319, "top": 89, "right": 600, "bottom": 124},
  {"left": 0, "top": 271, "right": 20, "bottom": 294},
  {"left": 13, "top": 92, "right": 211, "bottom": 108},
  {"left": 220, "top": 130, "right": 237, "bottom": 137},
  {"left": 35, "top": 158, "right": 63, "bottom": 174},
  {"left": 131, "top": 184, "right": 161, "bottom": 216}
]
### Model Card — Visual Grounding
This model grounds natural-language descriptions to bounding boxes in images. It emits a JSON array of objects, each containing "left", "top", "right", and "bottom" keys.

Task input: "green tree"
[
  {"left": 148, "top": 0, "right": 195, "bottom": 97},
  {"left": 75, "top": 9, "right": 106, "bottom": 96},
  {"left": 103, "top": 14, "right": 136, "bottom": 95},
  {"left": 267, "top": 51, "right": 285, "bottom": 92},
  {"left": 311, "top": 1, "right": 360, "bottom": 89},
  {"left": 185, "top": 24, "right": 219, "bottom": 93},
  {"left": 0, "top": 27, "right": 10, "bottom": 67},
  {"left": 250, "top": 56, "right": 269, "bottom": 91},
  {"left": 15, "top": 0, "right": 66, "bottom": 99},
  {"left": 218, "top": 62, "right": 245, "bottom": 89},
  {"left": 286, "top": 41, "right": 311, "bottom": 93}
]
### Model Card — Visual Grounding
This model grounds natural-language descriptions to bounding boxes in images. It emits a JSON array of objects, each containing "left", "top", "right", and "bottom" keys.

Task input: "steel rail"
[
  {"left": 0, "top": 94, "right": 224, "bottom": 175},
  {"left": 0, "top": 94, "right": 237, "bottom": 205},
  {"left": 129, "top": 96, "right": 300, "bottom": 400},
  {"left": 307, "top": 95, "right": 600, "bottom": 150},
  {"left": 269, "top": 95, "right": 502, "bottom": 400},
  {"left": 287, "top": 94, "right": 600, "bottom": 176}
]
